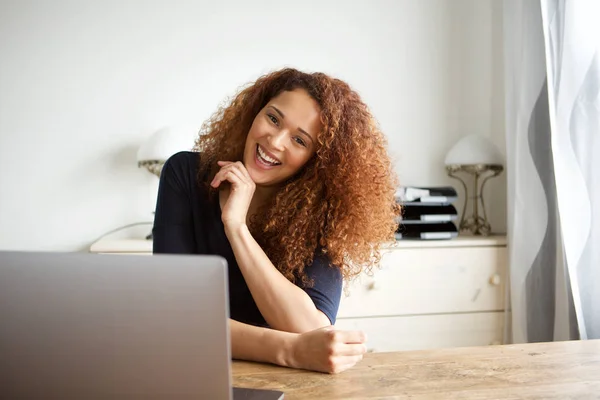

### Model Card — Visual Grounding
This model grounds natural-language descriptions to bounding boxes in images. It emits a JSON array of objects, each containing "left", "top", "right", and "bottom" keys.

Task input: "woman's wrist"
[
  {"left": 224, "top": 222, "right": 250, "bottom": 240},
  {"left": 266, "top": 328, "right": 299, "bottom": 368}
]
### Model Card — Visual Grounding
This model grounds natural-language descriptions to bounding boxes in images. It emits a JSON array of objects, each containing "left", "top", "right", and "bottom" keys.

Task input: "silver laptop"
[{"left": 0, "top": 251, "right": 284, "bottom": 399}]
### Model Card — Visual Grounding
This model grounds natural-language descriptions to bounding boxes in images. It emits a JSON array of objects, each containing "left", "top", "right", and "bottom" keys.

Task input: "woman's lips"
[{"left": 255, "top": 144, "right": 280, "bottom": 169}]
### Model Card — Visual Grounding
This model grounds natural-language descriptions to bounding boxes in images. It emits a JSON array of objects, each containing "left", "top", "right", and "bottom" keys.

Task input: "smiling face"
[{"left": 243, "top": 89, "right": 322, "bottom": 187}]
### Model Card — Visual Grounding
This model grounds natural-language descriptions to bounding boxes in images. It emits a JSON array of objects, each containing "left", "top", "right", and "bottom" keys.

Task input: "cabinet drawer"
[
  {"left": 335, "top": 312, "right": 504, "bottom": 352},
  {"left": 94, "top": 252, "right": 152, "bottom": 256},
  {"left": 338, "top": 246, "right": 506, "bottom": 318}
]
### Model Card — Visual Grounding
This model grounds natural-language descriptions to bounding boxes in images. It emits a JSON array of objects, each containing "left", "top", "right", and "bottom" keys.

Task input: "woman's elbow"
[{"left": 291, "top": 311, "right": 333, "bottom": 334}]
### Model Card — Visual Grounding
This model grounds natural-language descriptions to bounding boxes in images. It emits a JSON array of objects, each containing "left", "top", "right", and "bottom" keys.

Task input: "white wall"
[{"left": 0, "top": 0, "right": 506, "bottom": 251}]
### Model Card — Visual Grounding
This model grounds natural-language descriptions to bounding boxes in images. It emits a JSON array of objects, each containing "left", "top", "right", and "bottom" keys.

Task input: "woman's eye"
[
  {"left": 294, "top": 137, "right": 307, "bottom": 147},
  {"left": 267, "top": 114, "right": 278, "bottom": 125}
]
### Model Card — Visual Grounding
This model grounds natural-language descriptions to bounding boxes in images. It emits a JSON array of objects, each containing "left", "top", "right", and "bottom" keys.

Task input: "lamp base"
[
  {"left": 138, "top": 160, "right": 165, "bottom": 177},
  {"left": 446, "top": 164, "right": 503, "bottom": 236}
]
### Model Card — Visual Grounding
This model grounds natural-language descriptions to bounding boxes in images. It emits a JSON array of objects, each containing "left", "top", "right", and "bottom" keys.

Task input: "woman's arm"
[
  {"left": 213, "top": 161, "right": 334, "bottom": 333},
  {"left": 230, "top": 318, "right": 367, "bottom": 374},
  {"left": 153, "top": 155, "right": 332, "bottom": 333},
  {"left": 153, "top": 155, "right": 328, "bottom": 332},
  {"left": 226, "top": 224, "right": 332, "bottom": 332},
  {"left": 230, "top": 318, "right": 292, "bottom": 365}
]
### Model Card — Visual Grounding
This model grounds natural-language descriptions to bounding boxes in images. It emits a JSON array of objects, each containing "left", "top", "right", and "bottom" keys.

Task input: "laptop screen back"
[{"left": 0, "top": 251, "right": 232, "bottom": 399}]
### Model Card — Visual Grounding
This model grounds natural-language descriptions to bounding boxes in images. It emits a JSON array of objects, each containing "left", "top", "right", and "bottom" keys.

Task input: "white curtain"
[{"left": 504, "top": 0, "right": 600, "bottom": 343}]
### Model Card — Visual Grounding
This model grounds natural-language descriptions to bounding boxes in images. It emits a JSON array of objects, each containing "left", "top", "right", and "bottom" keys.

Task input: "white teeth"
[{"left": 257, "top": 146, "right": 280, "bottom": 165}]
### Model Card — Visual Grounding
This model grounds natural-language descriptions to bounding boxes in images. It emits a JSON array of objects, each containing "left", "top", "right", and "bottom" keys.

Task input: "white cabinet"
[
  {"left": 90, "top": 231, "right": 507, "bottom": 352},
  {"left": 335, "top": 236, "right": 507, "bottom": 352},
  {"left": 335, "top": 312, "right": 504, "bottom": 353},
  {"left": 90, "top": 239, "right": 152, "bottom": 254},
  {"left": 90, "top": 225, "right": 153, "bottom": 254}
]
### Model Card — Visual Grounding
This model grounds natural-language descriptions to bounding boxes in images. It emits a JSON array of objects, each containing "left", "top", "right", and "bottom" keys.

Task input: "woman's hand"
[
  {"left": 211, "top": 161, "right": 255, "bottom": 230},
  {"left": 287, "top": 326, "right": 368, "bottom": 374}
]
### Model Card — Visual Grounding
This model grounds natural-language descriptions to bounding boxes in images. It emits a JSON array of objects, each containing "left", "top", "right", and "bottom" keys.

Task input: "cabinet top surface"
[{"left": 90, "top": 233, "right": 506, "bottom": 253}]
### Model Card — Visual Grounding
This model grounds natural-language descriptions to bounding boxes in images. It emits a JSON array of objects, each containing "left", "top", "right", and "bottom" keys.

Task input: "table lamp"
[
  {"left": 445, "top": 134, "right": 504, "bottom": 236},
  {"left": 137, "top": 127, "right": 186, "bottom": 177},
  {"left": 137, "top": 126, "right": 195, "bottom": 238}
]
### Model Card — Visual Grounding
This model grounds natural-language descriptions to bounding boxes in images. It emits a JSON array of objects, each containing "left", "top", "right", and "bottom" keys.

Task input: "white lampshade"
[
  {"left": 445, "top": 134, "right": 503, "bottom": 165},
  {"left": 137, "top": 125, "right": 196, "bottom": 162}
]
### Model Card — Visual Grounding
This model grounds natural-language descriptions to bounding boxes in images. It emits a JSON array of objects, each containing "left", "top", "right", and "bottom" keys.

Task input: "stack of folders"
[{"left": 395, "top": 186, "right": 459, "bottom": 240}]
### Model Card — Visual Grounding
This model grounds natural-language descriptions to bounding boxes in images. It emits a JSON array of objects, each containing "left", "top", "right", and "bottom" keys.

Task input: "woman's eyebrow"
[
  {"left": 270, "top": 105, "right": 286, "bottom": 119},
  {"left": 269, "top": 105, "right": 314, "bottom": 144}
]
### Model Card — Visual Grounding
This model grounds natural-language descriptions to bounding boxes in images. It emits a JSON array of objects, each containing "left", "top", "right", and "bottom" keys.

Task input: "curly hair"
[{"left": 193, "top": 68, "right": 400, "bottom": 284}]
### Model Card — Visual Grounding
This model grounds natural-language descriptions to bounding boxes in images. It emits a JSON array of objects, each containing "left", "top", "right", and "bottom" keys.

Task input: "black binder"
[
  {"left": 401, "top": 204, "right": 458, "bottom": 223},
  {"left": 396, "top": 186, "right": 458, "bottom": 205},
  {"left": 396, "top": 222, "right": 458, "bottom": 240},
  {"left": 395, "top": 186, "right": 459, "bottom": 240}
]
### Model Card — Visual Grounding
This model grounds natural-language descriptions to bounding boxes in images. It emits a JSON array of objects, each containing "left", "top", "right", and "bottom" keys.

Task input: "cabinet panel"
[
  {"left": 90, "top": 239, "right": 153, "bottom": 254},
  {"left": 338, "top": 247, "right": 506, "bottom": 318},
  {"left": 335, "top": 312, "right": 505, "bottom": 353}
]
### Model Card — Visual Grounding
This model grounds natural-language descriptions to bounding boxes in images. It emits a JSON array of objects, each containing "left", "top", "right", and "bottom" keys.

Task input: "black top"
[{"left": 152, "top": 151, "right": 343, "bottom": 326}]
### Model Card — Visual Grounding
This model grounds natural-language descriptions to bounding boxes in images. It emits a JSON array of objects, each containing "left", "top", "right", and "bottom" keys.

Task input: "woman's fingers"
[
  {"left": 212, "top": 168, "right": 243, "bottom": 188},
  {"left": 333, "top": 342, "right": 368, "bottom": 356},
  {"left": 328, "top": 329, "right": 367, "bottom": 345},
  {"left": 341, "top": 330, "right": 367, "bottom": 344},
  {"left": 211, "top": 163, "right": 241, "bottom": 187},
  {"left": 227, "top": 165, "right": 249, "bottom": 186},
  {"left": 226, "top": 162, "right": 253, "bottom": 183},
  {"left": 212, "top": 161, "right": 253, "bottom": 188},
  {"left": 234, "top": 161, "right": 253, "bottom": 181},
  {"left": 327, "top": 354, "right": 364, "bottom": 374},
  {"left": 211, "top": 170, "right": 226, "bottom": 187},
  {"left": 211, "top": 163, "right": 245, "bottom": 187},
  {"left": 336, "top": 354, "right": 364, "bottom": 367}
]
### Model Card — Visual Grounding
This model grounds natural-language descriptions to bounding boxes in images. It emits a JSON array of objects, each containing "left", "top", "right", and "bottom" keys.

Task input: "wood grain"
[{"left": 232, "top": 340, "right": 600, "bottom": 399}]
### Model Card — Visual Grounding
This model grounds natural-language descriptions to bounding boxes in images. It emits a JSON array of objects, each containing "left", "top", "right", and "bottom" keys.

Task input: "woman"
[{"left": 153, "top": 68, "right": 399, "bottom": 374}]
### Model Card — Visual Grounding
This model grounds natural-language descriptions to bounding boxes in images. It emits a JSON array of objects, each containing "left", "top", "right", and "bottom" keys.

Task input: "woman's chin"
[
  {"left": 247, "top": 169, "right": 270, "bottom": 185},
  {"left": 247, "top": 165, "right": 289, "bottom": 188},
  {"left": 252, "top": 174, "right": 283, "bottom": 188}
]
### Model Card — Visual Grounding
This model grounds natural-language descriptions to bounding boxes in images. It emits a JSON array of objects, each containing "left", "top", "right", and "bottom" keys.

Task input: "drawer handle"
[
  {"left": 489, "top": 274, "right": 501, "bottom": 286},
  {"left": 367, "top": 280, "right": 380, "bottom": 291}
]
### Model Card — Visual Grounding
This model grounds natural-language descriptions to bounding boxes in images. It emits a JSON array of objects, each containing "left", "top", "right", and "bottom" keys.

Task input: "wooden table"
[{"left": 232, "top": 340, "right": 600, "bottom": 399}]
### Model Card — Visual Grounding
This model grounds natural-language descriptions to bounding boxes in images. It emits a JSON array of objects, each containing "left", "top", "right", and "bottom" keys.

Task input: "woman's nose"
[{"left": 267, "top": 129, "right": 287, "bottom": 150}]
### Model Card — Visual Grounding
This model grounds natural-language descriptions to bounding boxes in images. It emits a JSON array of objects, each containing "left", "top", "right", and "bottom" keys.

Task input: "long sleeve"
[{"left": 152, "top": 152, "right": 197, "bottom": 254}]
